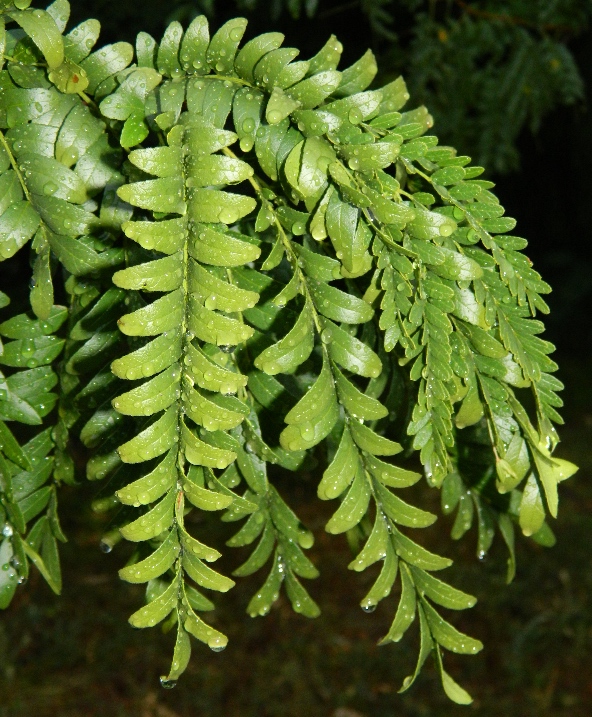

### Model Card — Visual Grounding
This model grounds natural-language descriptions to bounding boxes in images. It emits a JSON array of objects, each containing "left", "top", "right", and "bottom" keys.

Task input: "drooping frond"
[{"left": 0, "top": 1, "right": 576, "bottom": 703}]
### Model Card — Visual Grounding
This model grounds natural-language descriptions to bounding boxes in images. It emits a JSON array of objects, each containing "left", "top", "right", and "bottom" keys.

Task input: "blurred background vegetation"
[{"left": 1, "top": 1, "right": 591, "bottom": 715}]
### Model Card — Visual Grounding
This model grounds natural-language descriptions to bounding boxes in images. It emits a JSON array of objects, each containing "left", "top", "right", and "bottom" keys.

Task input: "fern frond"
[{"left": 0, "top": 1, "right": 577, "bottom": 703}]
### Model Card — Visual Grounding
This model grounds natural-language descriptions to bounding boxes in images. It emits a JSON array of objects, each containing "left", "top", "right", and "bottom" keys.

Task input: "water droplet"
[
  {"left": 439, "top": 223, "right": 454, "bottom": 237},
  {"left": 299, "top": 422, "right": 314, "bottom": 441},
  {"left": 2, "top": 524, "right": 13, "bottom": 538},
  {"left": 208, "top": 634, "right": 227, "bottom": 652},
  {"left": 99, "top": 540, "right": 112, "bottom": 553},
  {"left": 297, "top": 530, "right": 314, "bottom": 549},
  {"left": 267, "top": 109, "right": 282, "bottom": 124},
  {"left": 348, "top": 108, "right": 362, "bottom": 124},
  {"left": 160, "top": 677, "right": 177, "bottom": 689},
  {"left": 43, "top": 181, "right": 58, "bottom": 196},
  {"left": 61, "top": 147, "right": 79, "bottom": 165},
  {"left": 362, "top": 604, "right": 376, "bottom": 613},
  {"left": 242, "top": 118, "right": 255, "bottom": 134},
  {"left": 219, "top": 207, "right": 238, "bottom": 223}
]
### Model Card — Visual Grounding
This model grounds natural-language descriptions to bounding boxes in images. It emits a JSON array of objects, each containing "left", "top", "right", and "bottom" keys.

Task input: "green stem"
[
  {"left": 3, "top": 54, "right": 45, "bottom": 67},
  {"left": 201, "top": 73, "right": 253, "bottom": 88},
  {"left": 221, "top": 145, "right": 325, "bottom": 335},
  {"left": 0, "top": 128, "right": 33, "bottom": 204}
]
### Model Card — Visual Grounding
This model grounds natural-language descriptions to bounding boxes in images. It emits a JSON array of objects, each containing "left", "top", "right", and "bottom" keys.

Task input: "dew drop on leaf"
[
  {"left": 242, "top": 118, "right": 255, "bottom": 133},
  {"left": 299, "top": 422, "right": 314, "bottom": 441}
]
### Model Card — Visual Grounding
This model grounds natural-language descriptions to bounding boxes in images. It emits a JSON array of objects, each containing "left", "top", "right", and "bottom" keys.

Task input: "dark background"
[{"left": 1, "top": 2, "right": 591, "bottom": 716}]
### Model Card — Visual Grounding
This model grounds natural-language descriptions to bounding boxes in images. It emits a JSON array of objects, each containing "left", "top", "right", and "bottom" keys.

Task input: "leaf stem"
[
  {"left": 0, "top": 128, "right": 33, "bottom": 204},
  {"left": 221, "top": 145, "right": 325, "bottom": 335}
]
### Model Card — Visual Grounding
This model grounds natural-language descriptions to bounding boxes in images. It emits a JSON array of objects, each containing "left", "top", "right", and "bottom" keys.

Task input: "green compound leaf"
[{"left": 0, "top": 9, "right": 573, "bottom": 703}]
